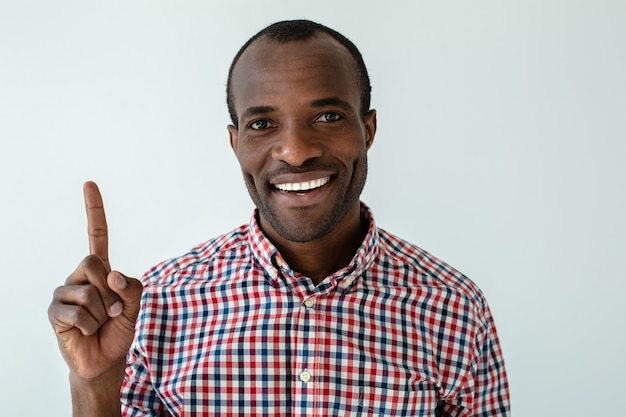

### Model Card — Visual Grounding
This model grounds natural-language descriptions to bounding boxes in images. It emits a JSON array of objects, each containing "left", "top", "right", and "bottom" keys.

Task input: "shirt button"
[
  {"left": 299, "top": 370, "right": 312, "bottom": 383},
  {"left": 303, "top": 298, "right": 316, "bottom": 308}
]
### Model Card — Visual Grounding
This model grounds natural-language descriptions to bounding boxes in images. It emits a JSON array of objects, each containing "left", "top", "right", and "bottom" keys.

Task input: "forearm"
[{"left": 69, "top": 367, "right": 124, "bottom": 417}]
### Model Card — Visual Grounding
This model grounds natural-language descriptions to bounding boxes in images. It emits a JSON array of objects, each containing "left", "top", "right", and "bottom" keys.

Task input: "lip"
[
  {"left": 269, "top": 173, "right": 335, "bottom": 207},
  {"left": 269, "top": 171, "right": 335, "bottom": 187}
]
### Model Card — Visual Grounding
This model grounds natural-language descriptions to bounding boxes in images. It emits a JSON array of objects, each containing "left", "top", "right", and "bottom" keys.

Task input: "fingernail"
[
  {"left": 110, "top": 301, "right": 123, "bottom": 317},
  {"left": 115, "top": 272, "right": 127, "bottom": 289}
]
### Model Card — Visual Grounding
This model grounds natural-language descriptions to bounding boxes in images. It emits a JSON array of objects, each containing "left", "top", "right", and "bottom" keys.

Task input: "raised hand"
[{"left": 48, "top": 181, "right": 143, "bottom": 390}]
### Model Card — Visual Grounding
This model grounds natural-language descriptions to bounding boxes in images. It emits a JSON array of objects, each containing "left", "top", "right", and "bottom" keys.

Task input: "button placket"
[
  {"left": 303, "top": 297, "right": 316, "bottom": 309},
  {"left": 341, "top": 274, "right": 356, "bottom": 289},
  {"left": 299, "top": 369, "right": 312, "bottom": 383}
]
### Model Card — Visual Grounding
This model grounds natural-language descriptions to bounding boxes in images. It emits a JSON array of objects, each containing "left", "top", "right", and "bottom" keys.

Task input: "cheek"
[
  {"left": 338, "top": 142, "right": 367, "bottom": 168},
  {"left": 236, "top": 144, "right": 267, "bottom": 174}
]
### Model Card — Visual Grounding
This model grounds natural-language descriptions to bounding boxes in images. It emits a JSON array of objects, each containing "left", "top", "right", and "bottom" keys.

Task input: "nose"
[{"left": 271, "top": 124, "right": 323, "bottom": 167}]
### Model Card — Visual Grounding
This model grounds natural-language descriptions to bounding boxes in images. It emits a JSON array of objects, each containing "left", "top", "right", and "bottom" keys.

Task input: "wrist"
[{"left": 69, "top": 365, "right": 124, "bottom": 417}]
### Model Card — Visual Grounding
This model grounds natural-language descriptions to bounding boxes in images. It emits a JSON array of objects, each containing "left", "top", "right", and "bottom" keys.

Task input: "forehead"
[{"left": 230, "top": 34, "right": 359, "bottom": 115}]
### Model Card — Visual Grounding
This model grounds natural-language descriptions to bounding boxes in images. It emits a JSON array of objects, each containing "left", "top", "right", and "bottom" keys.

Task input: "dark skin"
[
  {"left": 228, "top": 34, "right": 377, "bottom": 283},
  {"left": 48, "top": 181, "right": 142, "bottom": 417},
  {"left": 48, "top": 33, "right": 376, "bottom": 415}
]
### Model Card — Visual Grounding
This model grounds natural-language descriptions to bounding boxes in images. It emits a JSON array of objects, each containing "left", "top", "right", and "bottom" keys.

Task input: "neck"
[{"left": 261, "top": 204, "right": 367, "bottom": 285}]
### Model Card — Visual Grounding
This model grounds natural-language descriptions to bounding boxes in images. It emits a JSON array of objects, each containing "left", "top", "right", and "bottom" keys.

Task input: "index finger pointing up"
[{"left": 83, "top": 181, "right": 111, "bottom": 272}]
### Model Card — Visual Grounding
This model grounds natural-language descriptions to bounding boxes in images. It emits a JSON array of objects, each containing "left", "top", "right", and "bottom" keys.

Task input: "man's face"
[{"left": 228, "top": 34, "right": 376, "bottom": 243}]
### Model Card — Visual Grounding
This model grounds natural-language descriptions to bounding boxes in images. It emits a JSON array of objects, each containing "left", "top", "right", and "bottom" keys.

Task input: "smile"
[{"left": 274, "top": 176, "right": 331, "bottom": 192}]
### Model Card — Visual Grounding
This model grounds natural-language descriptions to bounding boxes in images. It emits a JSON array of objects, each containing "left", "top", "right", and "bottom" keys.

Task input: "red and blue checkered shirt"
[{"left": 121, "top": 204, "right": 510, "bottom": 416}]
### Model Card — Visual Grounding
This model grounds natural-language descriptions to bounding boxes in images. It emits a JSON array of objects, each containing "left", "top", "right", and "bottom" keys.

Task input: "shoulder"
[
  {"left": 374, "top": 227, "right": 487, "bottom": 309},
  {"left": 141, "top": 224, "right": 250, "bottom": 287}
]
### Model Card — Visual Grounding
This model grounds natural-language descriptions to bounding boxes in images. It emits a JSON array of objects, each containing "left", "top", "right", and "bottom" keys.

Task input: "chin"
[{"left": 264, "top": 202, "right": 352, "bottom": 243}]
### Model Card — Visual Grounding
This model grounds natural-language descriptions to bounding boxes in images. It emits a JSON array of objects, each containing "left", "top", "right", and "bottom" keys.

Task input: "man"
[{"left": 49, "top": 20, "right": 510, "bottom": 416}]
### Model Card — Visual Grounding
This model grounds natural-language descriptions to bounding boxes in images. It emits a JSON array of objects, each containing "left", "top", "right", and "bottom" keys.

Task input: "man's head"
[
  {"left": 227, "top": 20, "right": 371, "bottom": 127},
  {"left": 227, "top": 20, "right": 376, "bottom": 245}
]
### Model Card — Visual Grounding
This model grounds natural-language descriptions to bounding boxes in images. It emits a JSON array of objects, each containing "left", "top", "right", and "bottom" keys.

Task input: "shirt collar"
[{"left": 248, "top": 202, "right": 379, "bottom": 292}]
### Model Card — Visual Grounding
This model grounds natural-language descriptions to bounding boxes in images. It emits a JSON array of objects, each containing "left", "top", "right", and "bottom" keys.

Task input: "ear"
[
  {"left": 363, "top": 109, "right": 377, "bottom": 150},
  {"left": 227, "top": 124, "right": 239, "bottom": 155}
]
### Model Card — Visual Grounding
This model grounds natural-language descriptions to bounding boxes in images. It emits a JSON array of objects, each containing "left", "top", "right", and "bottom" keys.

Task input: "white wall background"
[{"left": 1, "top": 1, "right": 624, "bottom": 415}]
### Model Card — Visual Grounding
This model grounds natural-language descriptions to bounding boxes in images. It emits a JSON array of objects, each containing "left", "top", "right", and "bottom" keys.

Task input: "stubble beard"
[{"left": 244, "top": 157, "right": 368, "bottom": 243}]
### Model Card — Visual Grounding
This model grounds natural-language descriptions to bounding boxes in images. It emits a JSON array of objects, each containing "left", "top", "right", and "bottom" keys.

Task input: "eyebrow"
[
  {"left": 310, "top": 97, "right": 353, "bottom": 111},
  {"left": 241, "top": 106, "right": 275, "bottom": 120},
  {"left": 240, "top": 97, "right": 354, "bottom": 121}
]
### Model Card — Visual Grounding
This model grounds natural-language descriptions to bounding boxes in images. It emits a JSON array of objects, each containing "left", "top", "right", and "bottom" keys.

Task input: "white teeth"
[{"left": 275, "top": 176, "right": 330, "bottom": 192}]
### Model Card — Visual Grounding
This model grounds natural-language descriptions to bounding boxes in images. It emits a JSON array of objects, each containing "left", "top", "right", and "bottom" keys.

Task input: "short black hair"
[{"left": 226, "top": 19, "right": 372, "bottom": 127}]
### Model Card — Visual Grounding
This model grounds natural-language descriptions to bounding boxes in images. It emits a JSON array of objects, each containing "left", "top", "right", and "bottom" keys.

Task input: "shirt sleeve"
[
  {"left": 120, "top": 342, "right": 171, "bottom": 417},
  {"left": 438, "top": 301, "right": 511, "bottom": 417},
  {"left": 471, "top": 303, "right": 510, "bottom": 416}
]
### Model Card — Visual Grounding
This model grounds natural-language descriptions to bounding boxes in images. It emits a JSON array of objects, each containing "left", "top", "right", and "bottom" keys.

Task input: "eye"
[
  {"left": 315, "top": 112, "right": 342, "bottom": 123},
  {"left": 248, "top": 119, "right": 274, "bottom": 130}
]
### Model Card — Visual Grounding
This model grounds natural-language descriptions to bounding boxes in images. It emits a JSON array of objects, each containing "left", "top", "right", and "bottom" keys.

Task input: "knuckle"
[
  {"left": 47, "top": 301, "right": 58, "bottom": 321},
  {"left": 52, "top": 285, "right": 66, "bottom": 299},
  {"left": 89, "top": 226, "right": 108, "bottom": 238},
  {"left": 80, "top": 254, "right": 101, "bottom": 269},
  {"left": 65, "top": 306, "right": 99, "bottom": 335},
  {"left": 55, "top": 305, "right": 81, "bottom": 329},
  {"left": 48, "top": 301, "right": 102, "bottom": 335},
  {"left": 64, "top": 271, "right": 78, "bottom": 285},
  {"left": 64, "top": 306, "right": 80, "bottom": 324},
  {"left": 77, "top": 284, "right": 103, "bottom": 306}
]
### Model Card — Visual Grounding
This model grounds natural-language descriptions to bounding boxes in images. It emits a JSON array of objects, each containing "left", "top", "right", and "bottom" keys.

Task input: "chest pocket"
[{"left": 342, "top": 385, "right": 438, "bottom": 417}]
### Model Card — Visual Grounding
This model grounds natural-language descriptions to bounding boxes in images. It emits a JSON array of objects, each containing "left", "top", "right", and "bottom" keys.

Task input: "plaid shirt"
[{"left": 121, "top": 204, "right": 510, "bottom": 416}]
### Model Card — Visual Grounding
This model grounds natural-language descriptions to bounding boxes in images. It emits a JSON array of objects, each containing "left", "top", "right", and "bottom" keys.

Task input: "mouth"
[{"left": 273, "top": 176, "right": 331, "bottom": 193}]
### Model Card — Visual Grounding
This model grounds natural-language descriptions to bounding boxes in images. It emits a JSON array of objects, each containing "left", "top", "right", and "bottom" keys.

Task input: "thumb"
[{"left": 106, "top": 271, "right": 143, "bottom": 319}]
